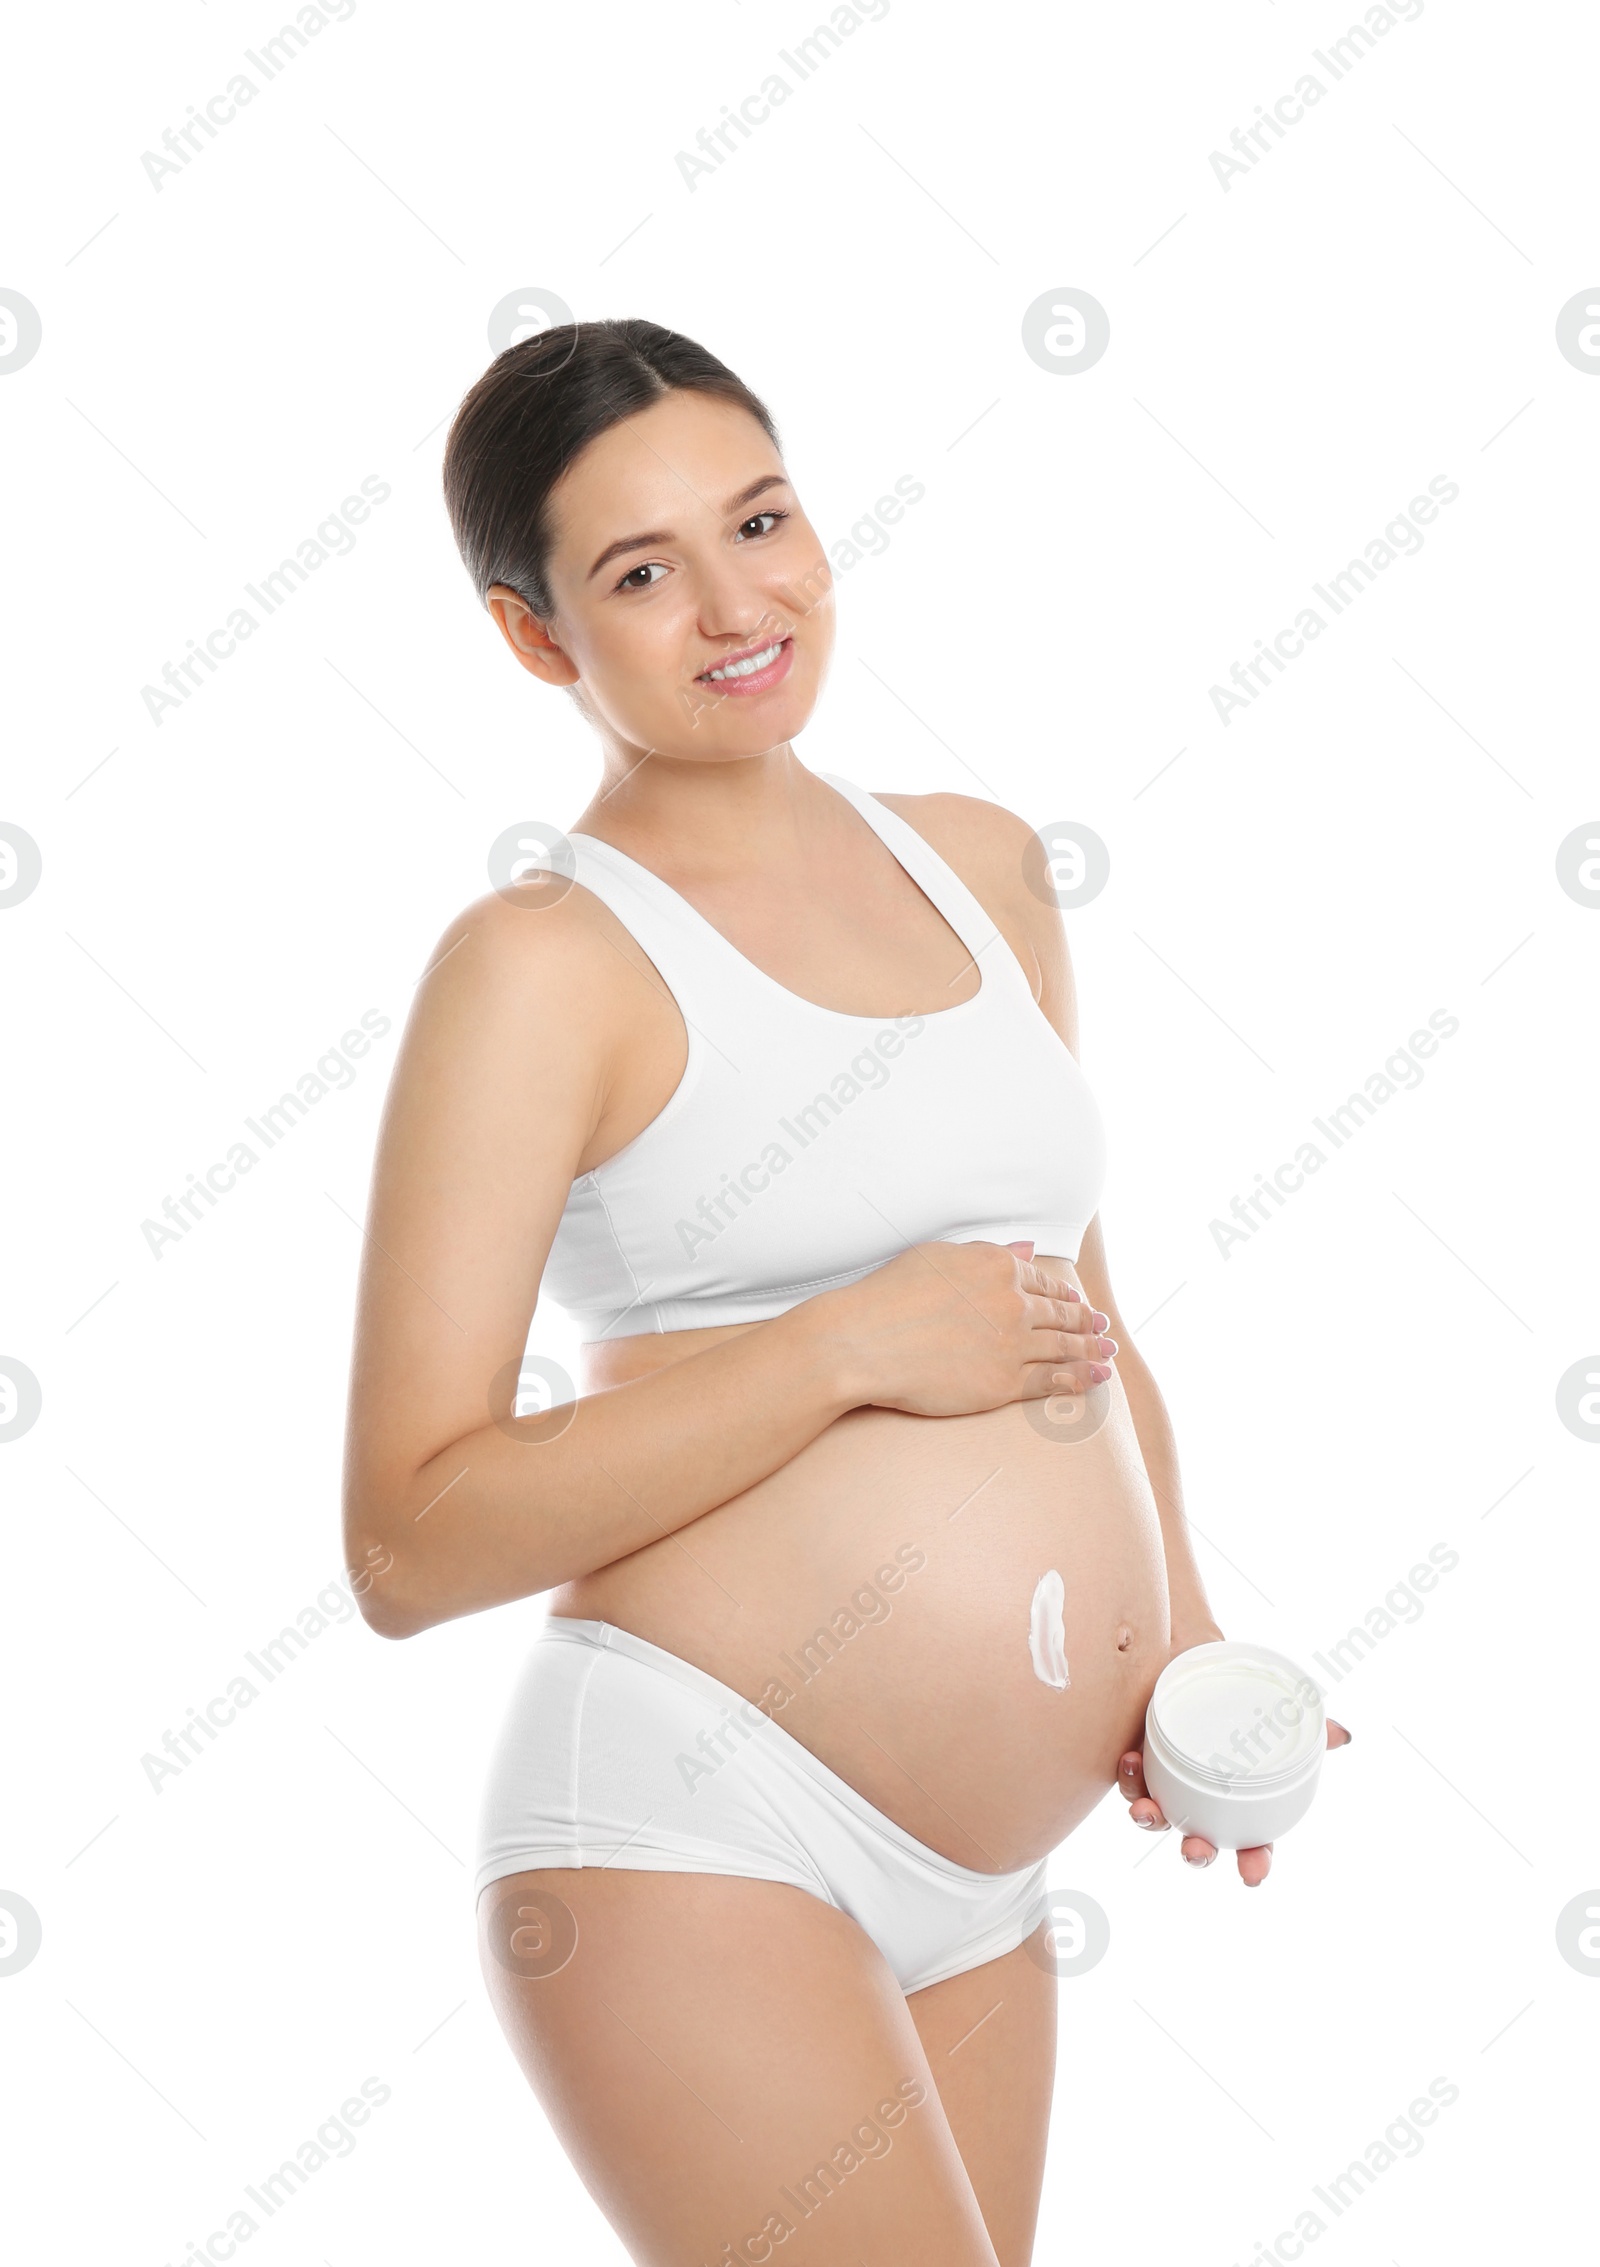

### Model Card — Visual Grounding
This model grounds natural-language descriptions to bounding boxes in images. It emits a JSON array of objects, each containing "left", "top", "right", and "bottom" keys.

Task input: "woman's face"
[{"left": 489, "top": 390, "right": 834, "bottom": 763}]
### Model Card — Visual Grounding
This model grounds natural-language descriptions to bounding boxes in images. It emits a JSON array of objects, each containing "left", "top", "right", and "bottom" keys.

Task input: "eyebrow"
[{"left": 584, "top": 474, "right": 790, "bottom": 582}]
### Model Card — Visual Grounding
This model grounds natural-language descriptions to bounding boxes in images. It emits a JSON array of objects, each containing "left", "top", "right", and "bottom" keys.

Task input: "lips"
[
  {"left": 693, "top": 639, "right": 779, "bottom": 680},
  {"left": 694, "top": 635, "right": 795, "bottom": 697}
]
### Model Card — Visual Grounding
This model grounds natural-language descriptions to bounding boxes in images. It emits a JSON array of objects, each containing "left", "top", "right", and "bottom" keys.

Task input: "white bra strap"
[
  {"left": 564, "top": 836, "right": 732, "bottom": 1020},
  {"left": 818, "top": 772, "right": 1005, "bottom": 968}
]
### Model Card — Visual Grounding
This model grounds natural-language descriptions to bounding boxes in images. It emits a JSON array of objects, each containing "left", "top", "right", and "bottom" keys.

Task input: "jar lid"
[{"left": 1147, "top": 1641, "right": 1325, "bottom": 1790}]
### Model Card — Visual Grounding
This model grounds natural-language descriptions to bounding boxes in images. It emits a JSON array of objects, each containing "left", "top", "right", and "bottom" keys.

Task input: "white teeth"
[{"left": 704, "top": 639, "right": 783, "bottom": 681}]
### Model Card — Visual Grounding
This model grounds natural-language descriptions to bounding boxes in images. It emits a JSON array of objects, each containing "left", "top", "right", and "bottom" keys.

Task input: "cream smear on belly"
[{"left": 1028, "top": 1568, "right": 1071, "bottom": 1689}]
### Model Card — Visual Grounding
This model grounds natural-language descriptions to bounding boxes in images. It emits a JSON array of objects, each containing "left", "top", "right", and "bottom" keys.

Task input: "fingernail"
[
  {"left": 1090, "top": 1311, "right": 1109, "bottom": 1330},
  {"left": 1098, "top": 1337, "right": 1118, "bottom": 1357},
  {"left": 1182, "top": 1852, "right": 1214, "bottom": 1867},
  {"left": 1089, "top": 1362, "right": 1112, "bottom": 1382}
]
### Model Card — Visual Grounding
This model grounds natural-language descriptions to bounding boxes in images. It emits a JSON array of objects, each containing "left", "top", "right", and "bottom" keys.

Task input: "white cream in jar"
[{"left": 1142, "top": 1640, "right": 1326, "bottom": 1849}]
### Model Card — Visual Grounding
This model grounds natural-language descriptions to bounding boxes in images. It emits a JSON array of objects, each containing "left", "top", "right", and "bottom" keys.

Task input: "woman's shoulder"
[
  {"left": 870, "top": 788, "right": 1046, "bottom": 925},
  {"left": 412, "top": 867, "right": 672, "bottom": 1050}
]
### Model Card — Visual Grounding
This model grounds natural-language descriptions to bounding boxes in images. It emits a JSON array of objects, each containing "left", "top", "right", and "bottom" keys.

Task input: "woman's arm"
[
  {"left": 341, "top": 883, "right": 1101, "bottom": 1640},
  {"left": 882, "top": 789, "right": 1224, "bottom": 1649},
  {"left": 1072, "top": 1214, "right": 1223, "bottom": 1650},
  {"left": 885, "top": 790, "right": 1354, "bottom": 1885},
  {"left": 341, "top": 886, "right": 858, "bottom": 1639}
]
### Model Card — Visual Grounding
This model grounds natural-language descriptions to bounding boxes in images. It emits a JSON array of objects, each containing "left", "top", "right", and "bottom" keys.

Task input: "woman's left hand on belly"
[{"left": 1116, "top": 1628, "right": 1353, "bottom": 1886}]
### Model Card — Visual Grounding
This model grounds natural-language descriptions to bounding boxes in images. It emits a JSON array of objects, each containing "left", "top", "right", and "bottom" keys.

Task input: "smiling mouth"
[{"left": 697, "top": 636, "right": 790, "bottom": 683}]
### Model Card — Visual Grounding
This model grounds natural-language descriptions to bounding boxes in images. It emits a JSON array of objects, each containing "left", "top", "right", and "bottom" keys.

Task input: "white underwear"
[{"left": 475, "top": 1617, "right": 1050, "bottom": 1997}]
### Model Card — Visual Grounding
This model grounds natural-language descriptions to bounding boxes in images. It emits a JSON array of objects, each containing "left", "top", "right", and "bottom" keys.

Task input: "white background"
[{"left": 2, "top": 0, "right": 1596, "bottom": 2260}]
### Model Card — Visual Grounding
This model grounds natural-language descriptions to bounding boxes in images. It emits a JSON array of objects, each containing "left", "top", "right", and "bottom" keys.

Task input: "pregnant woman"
[{"left": 341, "top": 320, "right": 1346, "bottom": 2266}]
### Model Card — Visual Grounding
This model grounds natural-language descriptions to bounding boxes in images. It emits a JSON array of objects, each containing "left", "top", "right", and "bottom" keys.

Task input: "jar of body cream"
[{"left": 1142, "top": 1640, "right": 1326, "bottom": 1849}]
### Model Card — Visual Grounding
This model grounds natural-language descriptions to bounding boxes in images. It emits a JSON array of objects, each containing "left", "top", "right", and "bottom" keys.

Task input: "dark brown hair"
[{"left": 441, "top": 318, "right": 780, "bottom": 620}]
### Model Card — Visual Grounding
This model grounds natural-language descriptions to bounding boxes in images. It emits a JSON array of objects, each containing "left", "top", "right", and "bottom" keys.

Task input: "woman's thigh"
[
  {"left": 905, "top": 1927, "right": 1058, "bottom": 2267},
  {"left": 477, "top": 1865, "right": 1025, "bottom": 2266}
]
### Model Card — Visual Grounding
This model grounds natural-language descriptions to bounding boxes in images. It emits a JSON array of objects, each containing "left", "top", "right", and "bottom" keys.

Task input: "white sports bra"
[{"left": 539, "top": 773, "right": 1107, "bottom": 1340}]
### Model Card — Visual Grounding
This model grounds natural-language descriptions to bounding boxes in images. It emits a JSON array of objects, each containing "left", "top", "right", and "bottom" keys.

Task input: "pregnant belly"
[{"left": 549, "top": 1367, "right": 1173, "bottom": 1873}]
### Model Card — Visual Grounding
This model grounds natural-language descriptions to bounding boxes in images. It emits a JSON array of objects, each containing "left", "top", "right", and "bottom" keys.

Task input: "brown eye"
[
  {"left": 736, "top": 510, "right": 787, "bottom": 540},
  {"left": 615, "top": 561, "right": 667, "bottom": 592}
]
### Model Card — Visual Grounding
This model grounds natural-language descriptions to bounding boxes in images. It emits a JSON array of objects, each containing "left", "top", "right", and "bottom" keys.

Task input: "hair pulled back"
[{"left": 441, "top": 318, "right": 780, "bottom": 621}]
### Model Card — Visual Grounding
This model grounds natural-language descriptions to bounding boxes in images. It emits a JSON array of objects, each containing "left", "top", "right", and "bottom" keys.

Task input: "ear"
[{"left": 486, "top": 584, "right": 580, "bottom": 687}]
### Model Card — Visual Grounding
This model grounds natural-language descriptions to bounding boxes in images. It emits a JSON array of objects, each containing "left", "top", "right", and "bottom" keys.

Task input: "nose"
[
  {"left": 697, "top": 593, "right": 788, "bottom": 651},
  {"left": 692, "top": 544, "right": 790, "bottom": 647}
]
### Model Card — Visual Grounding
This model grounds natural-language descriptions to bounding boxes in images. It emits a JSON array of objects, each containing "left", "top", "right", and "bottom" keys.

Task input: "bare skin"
[
  {"left": 343, "top": 387, "right": 1348, "bottom": 2263},
  {"left": 477, "top": 1871, "right": 1056, "bottom": 2267}
]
